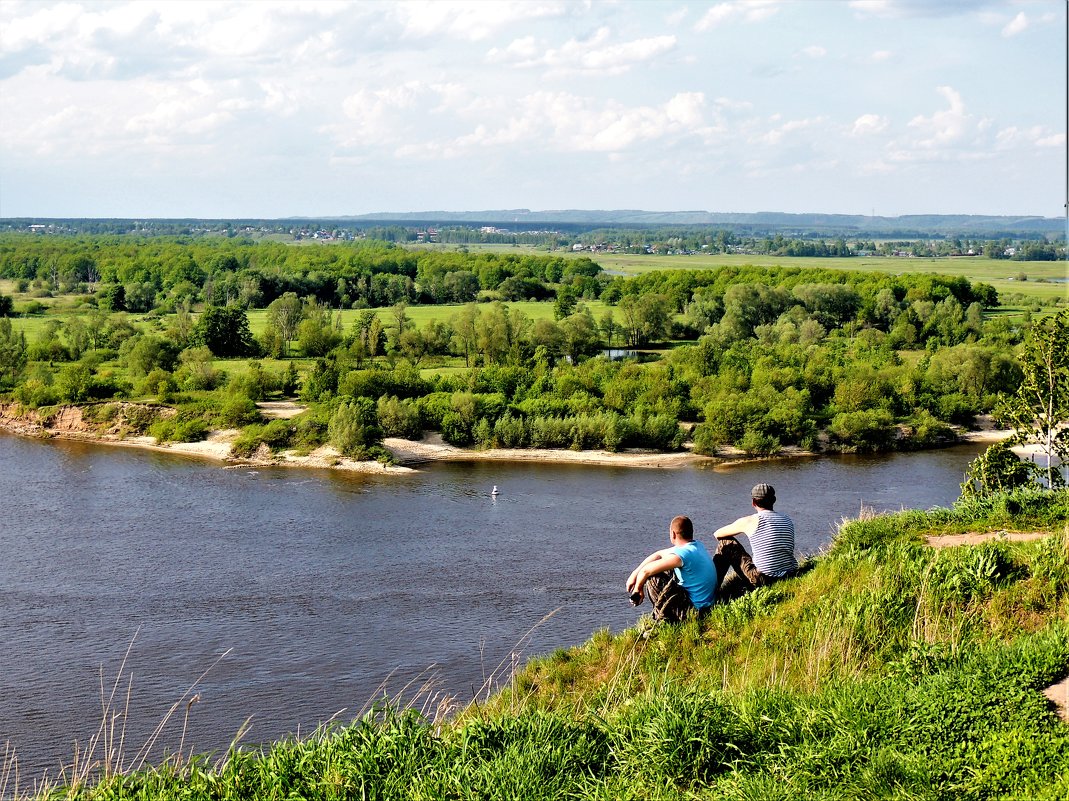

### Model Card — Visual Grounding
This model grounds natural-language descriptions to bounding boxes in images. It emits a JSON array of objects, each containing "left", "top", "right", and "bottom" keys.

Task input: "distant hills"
[
  {"left": 340, "top": 209, "right": 1064, "bottom": 237},
  {"left": 4, "top": 210, "right": 1065, "bottom": 239}
]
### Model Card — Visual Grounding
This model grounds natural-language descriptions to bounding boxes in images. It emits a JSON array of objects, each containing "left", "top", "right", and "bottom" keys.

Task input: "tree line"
[{"left": 2, "top": 232, "right": 1052, "bottom": 462}]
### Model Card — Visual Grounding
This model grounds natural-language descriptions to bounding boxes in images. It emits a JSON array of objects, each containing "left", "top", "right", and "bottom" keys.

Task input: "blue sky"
[{"left": 0, "top": 0, "right": 1064, "bottom": 219}]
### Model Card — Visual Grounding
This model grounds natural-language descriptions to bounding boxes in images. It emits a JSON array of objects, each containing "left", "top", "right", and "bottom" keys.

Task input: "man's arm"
[
  {"left": 712, "top": 513, "right": 759, "bottom": 540},
  {"left": 626, "top": 549, "right": 683, "bottom": 598}
]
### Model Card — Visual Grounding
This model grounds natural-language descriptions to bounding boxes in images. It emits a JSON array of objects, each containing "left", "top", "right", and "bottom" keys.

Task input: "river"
[{"left": 0, "top": 432, "right": 991, "bottom": 781}]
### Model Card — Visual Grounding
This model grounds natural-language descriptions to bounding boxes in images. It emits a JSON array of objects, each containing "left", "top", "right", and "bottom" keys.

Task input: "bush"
[
  {"left": 377, "top": 395, "right": 422, "bottom": 439},
  {"left": 123, "top": 404, "right": 159, "bottom": 433},
  {"left": 149, "top": 416, "right": 208, "bottom": 444},
  {"left": 905, "top": 409, "right": 957, "bottom": 448},
  {"left": 690, "top": 423, "right": 720, "bottom": 456},
  {"left": 329, "top": 398, "right": 383, "bottom": 458},
  {"left": 737, "top": 429, "right": 781, "bottom": 456},
  {"left": 529, "top": 415, "right": 572, "bottom": 449},
  {"left": 219, "top": 396, "right": 263, "bottom": 428},
  {"left": 139, "top": 368, "right": 177, "bottom": 402},
  {"left": 828, "top": 409, "right": 896, "bottom": 452},
  {"left": 339, "top": 366, "right": 430, "bottom": 400},
  {"left": 492, "top": 413, "right": 528, "bottom": 448},
  {"left": 230, "top": 419, "right": 294, "bottom": 457},
  {"left": 228, "top": 361, "right": 276, "bottom": 401}
]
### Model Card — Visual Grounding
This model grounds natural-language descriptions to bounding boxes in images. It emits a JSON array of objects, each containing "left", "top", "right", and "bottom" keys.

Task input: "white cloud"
[
  {"left": 695, "top": 1, "right": 780, "bottom": 31},
  {"left": 487, "top": 28, "right": 677, "bottom": 75},
  {"left": 907, "top": 86, "right": 969, "bottom": 147},
  {"left": 752, "top": 116, "right": 824, "bottom": 146},
  {"left": 1035, "top": 132, "right": 1066, "bottom": 148},
  {"left": 1001, "top": 11, "right": 1028, "bottom": 37},
  {"left": 851, "top": 114, "right": 889, "bottom": 136},
  {"left": 849, "top": 1, "right": 994, "bottom": 19},
  {"left": 334, "top": 81, "right": 438, "bottom": 147},
  {"left": 996, "top": 125, "right": 1066, "bottom": 149},
  {"left": 390, "top": 0, "right": 567, "bottom": 42},
  {"left": 666, "top": 7, "right": 689, "bottom": 26},
  {"left": 412, "top": 90, "right": 717, "bottom": 158},
  {"left": 1, "top": 0, "right": 1062, "bottom": 217}
]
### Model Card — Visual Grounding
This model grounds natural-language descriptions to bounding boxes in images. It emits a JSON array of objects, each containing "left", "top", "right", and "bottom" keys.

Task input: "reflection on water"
[{"left": 0, "top": 433, "right": 992, "bottom": 779}]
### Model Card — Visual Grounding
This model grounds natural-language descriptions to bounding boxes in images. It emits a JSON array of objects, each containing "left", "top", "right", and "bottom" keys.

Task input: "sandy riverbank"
[
  {"left": 0, "top": 403, "right": 1035, "bottom": 474},
  {"left": 0, "top": 402, "right": 708, "bottom": 472}
]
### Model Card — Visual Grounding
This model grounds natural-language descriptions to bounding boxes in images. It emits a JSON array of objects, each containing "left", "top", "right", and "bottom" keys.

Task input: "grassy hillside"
[{"left": 23, "top": 489, "right": 1068, "bottom": 800}]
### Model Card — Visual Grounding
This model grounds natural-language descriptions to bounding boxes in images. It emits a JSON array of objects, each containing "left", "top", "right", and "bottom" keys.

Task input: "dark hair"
[{"left": 671, "top": 515, "right": 694, "bottom": 540}]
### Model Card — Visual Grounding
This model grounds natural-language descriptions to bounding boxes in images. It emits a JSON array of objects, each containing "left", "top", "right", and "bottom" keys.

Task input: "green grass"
[
  {"left": 15, "top": 489, "right": 1068, "bottom": 800},
  {"left": 578, "top": 251, "right": 1068, "bottom": 305},
  {"left": 247, "top": 300, "right": 613, "bottom": 338}
]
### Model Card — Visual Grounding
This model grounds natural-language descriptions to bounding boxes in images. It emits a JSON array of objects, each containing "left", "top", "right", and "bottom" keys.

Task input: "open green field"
[
  {"left": 404, "top": 244, "right": 1069, "bottom": 302},
  {"left": 3, "top": 254, "right": 1063, "bottom": 344},
  {"left": 583, "top": 251, "right": 1068, "bottom": 301},
  {"left": 245, "top": 300, "right": 612, "bottom": 338}
]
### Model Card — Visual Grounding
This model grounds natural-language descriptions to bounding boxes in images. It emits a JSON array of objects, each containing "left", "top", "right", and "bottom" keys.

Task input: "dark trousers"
[
  {"left": 714, "top": 537, "right": 793, "bottom": 592},
  {"left": 644, "top": 572, "right": 706, "bottom": 623}
]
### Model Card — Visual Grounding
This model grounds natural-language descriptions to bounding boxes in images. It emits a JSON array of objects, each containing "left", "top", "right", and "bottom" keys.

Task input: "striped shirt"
[{"left": 749, "top": 510, "right": 798, "bottom": 578}]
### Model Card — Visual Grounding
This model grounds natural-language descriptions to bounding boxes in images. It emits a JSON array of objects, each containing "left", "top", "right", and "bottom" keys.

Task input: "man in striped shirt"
[{"left": 712, "top": 483, "right": 798, "bottom": 593}]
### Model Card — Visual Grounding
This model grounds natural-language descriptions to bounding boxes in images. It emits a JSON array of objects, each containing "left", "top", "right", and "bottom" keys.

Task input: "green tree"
[
  {"left": 329, "top": 398, "right": 383, "bottom": 458},
  {"left": 451, "top": 303, "right": 480, "bottom": 367},
  {"left": 995, "top": 310, "right": 1069, "bottom": 487},
  {"left": 265, "top": 293, "right": 305, "bottom": 357},
  {"left": 559, "top": 306, "right": 601, "bottom": 364},
  {"left": 554, "top": 286, "right": 578, "bottom": 321},
  {"left": 298, "top": 304, "right": 342, "bottom": 357},
  {"left": 960, "top": 441, "right": 1035, "bottom": 499},
  {"left": 98, "top": 283, "right": 126, "bottom": 312},
  {"left": 192, "top": 306, "right": 257, "bottom": 357},
  {"left": 0, "top": 318, "right": 28, "bottom": 388},
  {"left": 121, "top": 334, "right": 181, "bottom": 377},
  {"left": 175, "top": 346, "right": 223, "bottom": 391},
  {"left": 618, "top": 293, "right": 672, "bottom": 346}
]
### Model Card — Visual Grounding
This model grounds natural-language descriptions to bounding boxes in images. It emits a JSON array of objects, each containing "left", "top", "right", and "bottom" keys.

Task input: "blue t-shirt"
[{"left": 670, "top": 540, "right": 718, "bottom": 609}]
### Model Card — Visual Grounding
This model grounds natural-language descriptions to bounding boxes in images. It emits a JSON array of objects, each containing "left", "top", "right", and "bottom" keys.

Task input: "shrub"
[
  {"left": 139, "top": 368, "right": 177, "bottom": 402},
  {"left": 230, "top": 419, "right": 294, "bottom": 457},
  {"left": 529, "top": 416, "right": 572, "bottom": 449},
  {"left": 377, "top": 395, "right": 423, "bottom": 439},
  {"left": 492, "top": 413, "right": 528, "bottom": 448},
  {"left": 228, "top": 361, "right": 276, "bottom": 401},
  {"left": 122, "top": 404, "right": 159, "bottom": 434},
  {"left": 960, "top": 441, "right": 1036, "bottom": 499},
  {"left": 329, "top": 398, "right": 383, "bottom": 458},
  {"left": 149, "top": 417, "right": 208, "bottom": 444},
  {"left": 218, "top": 396, "right": 263, "bottom": 428},
  {"left": 737, "top": 429, "right": 781, "bottom": 456},
  {"left": 690, "top": 423, "right": 720, "bottom": 456},
  {"left": 828, "top": 409, "right": 896, "bottom": 452}
]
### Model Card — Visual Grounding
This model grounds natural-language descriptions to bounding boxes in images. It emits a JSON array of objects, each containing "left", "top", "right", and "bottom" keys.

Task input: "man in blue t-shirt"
[{"left": 626, "top": 515, "right": 718, "bottom": 622}]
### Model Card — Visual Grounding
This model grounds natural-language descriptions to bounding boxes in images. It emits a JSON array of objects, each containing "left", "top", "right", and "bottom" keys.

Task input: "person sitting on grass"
[
  {"left": 712, "top": 483, "right": 798, "bottom": 594},
  {"left": 626, "top": 515, "right": 718, "bottom": 623}
]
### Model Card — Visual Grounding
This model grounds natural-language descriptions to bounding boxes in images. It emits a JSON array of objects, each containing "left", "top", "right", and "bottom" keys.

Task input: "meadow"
[
  {"left": 589, "top": 252, "right": 1067, "bottom": 303},
  {"left": 1, "top": 251, "right": 1062, "bottom": 345}
]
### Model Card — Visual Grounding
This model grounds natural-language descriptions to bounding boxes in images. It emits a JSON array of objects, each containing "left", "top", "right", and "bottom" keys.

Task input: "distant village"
[{"left": 9, "top": 218, "right": 1063, "bottom": 262}]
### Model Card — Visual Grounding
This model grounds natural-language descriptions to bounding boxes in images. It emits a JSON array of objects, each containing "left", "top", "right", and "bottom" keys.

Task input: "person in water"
[
  {"left": 625, "top": 515, "right": 718, "bottom": 622},
  {"left": 712, "top": 483, "right": 798, "bottom": 592}
]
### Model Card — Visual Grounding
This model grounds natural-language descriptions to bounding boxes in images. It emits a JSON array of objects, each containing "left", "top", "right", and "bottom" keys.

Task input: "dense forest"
[{"left": 0, "top": 233, "right": 1061, "bottom": 461}]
